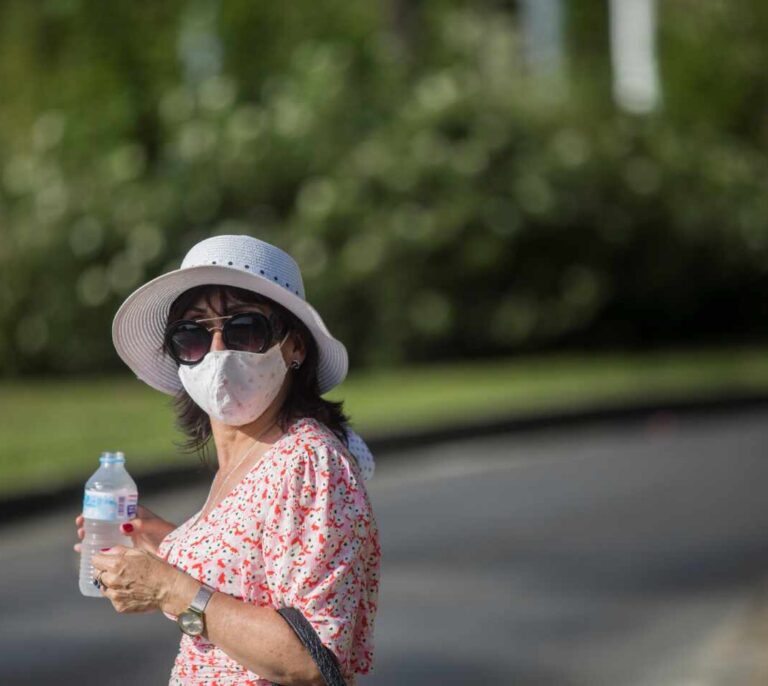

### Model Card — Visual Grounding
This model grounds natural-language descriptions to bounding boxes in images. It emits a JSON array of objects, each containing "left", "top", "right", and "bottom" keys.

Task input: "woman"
[{"left": 73, "top": 234, "right": 381, "bottom": 686}]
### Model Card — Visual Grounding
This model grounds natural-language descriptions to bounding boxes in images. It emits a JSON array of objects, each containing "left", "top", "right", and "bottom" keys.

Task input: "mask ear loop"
[{"left": 276, "top": 327, "right": 302, "bottom": 370}]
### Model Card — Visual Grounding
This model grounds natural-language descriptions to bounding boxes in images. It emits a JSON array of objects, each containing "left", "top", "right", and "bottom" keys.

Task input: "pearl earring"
[{"left": 290, "top": 360, "right": 301, "bottom": 370}]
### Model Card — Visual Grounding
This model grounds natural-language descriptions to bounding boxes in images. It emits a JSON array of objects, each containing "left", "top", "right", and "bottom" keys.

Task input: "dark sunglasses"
[{"left": 164, "top": 312, "right": 287, "bottom": 365}]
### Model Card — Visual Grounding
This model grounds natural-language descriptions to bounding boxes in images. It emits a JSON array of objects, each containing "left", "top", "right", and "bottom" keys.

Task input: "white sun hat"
[{"left": 112, "top": 234, "right": 348, "bottom": 396}]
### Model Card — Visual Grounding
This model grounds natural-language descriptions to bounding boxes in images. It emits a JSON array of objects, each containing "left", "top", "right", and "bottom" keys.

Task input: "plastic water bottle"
[{"left": 78, "top": 451, "right": 138, "bottom": 597}]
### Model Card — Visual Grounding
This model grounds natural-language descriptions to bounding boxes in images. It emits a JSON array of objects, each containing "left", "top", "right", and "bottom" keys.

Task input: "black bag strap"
[{"left": 273, "top": 607, "right": 348, "bottom": 686}]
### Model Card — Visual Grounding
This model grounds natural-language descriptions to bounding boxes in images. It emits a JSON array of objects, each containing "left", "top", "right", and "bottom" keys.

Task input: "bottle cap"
[{"left": 99, "top": 451, "right": 126, "bottom": 464}]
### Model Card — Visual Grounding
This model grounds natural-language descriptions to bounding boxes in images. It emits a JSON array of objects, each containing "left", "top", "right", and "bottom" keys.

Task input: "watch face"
[{"left": 178, "top": 610, "right": 204, "bottom": 636}]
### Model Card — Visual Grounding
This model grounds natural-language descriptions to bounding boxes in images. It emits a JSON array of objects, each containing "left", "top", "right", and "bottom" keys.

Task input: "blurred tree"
[{"left": 1, "top": 0, "right": 768, "bottom": 378}]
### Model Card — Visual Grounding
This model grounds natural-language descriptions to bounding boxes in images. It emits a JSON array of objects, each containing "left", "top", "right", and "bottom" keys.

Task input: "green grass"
[{"left": 2, "top": 346, "right": 768, "bottom": 499}]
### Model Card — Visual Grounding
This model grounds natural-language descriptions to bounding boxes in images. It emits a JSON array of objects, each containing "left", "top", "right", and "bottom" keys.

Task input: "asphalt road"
[{"left": 2, "top": 408, "right": 768, "bottom": 685}]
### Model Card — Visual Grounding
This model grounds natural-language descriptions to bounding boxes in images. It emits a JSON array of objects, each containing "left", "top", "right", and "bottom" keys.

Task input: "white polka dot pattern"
[{"left": 177, "top": 347, "right": 288, "bottom": 426}]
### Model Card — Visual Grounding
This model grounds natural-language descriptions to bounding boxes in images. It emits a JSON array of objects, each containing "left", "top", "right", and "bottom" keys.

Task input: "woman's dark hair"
[{"left": 159, "top": 284, "right": 350, "bottom": 468}]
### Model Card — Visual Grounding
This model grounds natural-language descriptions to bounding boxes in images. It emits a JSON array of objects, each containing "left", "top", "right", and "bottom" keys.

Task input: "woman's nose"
[{"left": 210, "top": 330, "right": 227, "bottom": 352}]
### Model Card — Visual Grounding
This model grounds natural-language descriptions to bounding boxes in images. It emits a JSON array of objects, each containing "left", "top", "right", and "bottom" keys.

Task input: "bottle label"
[{"left": 83, "top": 489, "right": 138, "bottom": 522}]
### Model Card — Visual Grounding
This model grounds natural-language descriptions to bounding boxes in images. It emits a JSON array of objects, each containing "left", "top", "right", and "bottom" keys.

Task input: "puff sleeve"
[{"left": 261, "top": 442, "right": 380, "bottom": 678}]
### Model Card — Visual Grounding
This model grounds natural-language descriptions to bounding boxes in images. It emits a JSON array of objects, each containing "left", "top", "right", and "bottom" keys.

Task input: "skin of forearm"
[{"left": 164, "top": 570, "right": 324, "bottom": 686}]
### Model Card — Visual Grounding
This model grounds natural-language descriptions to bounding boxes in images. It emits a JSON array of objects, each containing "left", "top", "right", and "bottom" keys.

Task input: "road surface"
[{"left": 2, "top": 408, "right": 768, "bottom": 685}]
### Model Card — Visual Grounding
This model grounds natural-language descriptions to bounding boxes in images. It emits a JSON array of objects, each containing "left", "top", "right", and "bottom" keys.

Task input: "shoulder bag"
[{"left": 273, "top": 607, "right": 348, "bottom": 686}]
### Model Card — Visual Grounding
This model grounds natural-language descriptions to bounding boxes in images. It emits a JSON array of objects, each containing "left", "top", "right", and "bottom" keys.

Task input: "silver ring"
[{"left": 96, "top": 570, "right": 107, "bottom": 589}]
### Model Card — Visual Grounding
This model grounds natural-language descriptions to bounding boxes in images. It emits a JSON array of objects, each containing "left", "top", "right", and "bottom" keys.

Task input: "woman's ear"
[{"left": 288, "top": 329, "right": 307, "bottom": 364}]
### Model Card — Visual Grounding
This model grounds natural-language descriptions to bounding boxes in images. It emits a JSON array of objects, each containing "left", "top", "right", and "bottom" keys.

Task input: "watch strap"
[{"left": 189, "top": 583, "right": 216, "bottom": 614}]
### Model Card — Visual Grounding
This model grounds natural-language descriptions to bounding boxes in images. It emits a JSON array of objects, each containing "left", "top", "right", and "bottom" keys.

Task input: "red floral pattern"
[{"left": 157, "top": 417, "right": 381, "bottom": 685}]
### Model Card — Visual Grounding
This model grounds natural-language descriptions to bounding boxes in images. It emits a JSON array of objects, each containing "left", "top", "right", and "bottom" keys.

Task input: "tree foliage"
[{"left": 1, "top": 0, "right": 767, "bottom": 377}]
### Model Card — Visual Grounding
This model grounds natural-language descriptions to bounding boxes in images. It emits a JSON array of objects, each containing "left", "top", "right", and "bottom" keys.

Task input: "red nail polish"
[
  {"left": 121, "top": 523, "right": 134, "bottom": 533},
  {"left": 100, "top": 547, "right": 111, "bottom": 551}
]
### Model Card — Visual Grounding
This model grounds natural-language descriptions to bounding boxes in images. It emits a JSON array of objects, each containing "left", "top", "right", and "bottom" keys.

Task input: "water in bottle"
[{"left": 78, "top": 451, "right": 138, "bottom": 597}]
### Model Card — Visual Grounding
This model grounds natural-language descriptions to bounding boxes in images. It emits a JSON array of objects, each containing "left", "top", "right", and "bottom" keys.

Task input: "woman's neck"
[
  {"left": 210, "top": 406, "right": 284, "bottom": 473},
  {"left": 209, "top": 368, "right": 293, "bottom": 473}
]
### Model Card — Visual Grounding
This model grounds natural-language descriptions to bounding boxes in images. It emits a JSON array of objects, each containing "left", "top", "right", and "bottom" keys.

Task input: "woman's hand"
[
  {"left": 74, "top": 505, "right": 177, "bottom": 556},
  {"left": 91, "top": 545, "right": 187, "bottom": 614}
]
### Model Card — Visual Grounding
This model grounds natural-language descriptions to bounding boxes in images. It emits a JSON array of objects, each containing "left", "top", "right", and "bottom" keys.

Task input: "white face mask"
[{"left": 178, "top": 335, "right": 289, "bottom": 426}]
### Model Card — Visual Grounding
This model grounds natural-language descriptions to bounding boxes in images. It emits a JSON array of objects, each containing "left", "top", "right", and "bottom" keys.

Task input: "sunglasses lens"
[
  {"left": 168, "top": 323, "right": 209, "bottom": 364},
  {"left": 225, "top": 313, "right": 271, "bottom": 353}
]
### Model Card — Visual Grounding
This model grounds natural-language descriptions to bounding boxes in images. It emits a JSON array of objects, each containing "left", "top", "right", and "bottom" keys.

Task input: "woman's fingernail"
[
  {"left": 100, "top": 547, "right": 111, "bottom": 551},
  {"left": 121, "top": 523, "right": 134, "bottom": 533}
]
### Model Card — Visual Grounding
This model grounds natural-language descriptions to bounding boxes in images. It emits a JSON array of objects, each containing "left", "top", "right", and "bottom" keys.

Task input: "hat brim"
[{"left": 112, "top": 265, "right": 348, "bottom": 396}]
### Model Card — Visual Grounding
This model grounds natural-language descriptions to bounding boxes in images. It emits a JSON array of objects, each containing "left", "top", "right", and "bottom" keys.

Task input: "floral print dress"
[{"left": 157, "top": 417, "right": 381, "bottom": 685}]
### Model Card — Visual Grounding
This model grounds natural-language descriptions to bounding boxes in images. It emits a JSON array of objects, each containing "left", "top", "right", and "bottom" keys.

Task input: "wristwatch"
[{"left": 177, "top": 582, "right": 217, "bottom": 637}]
